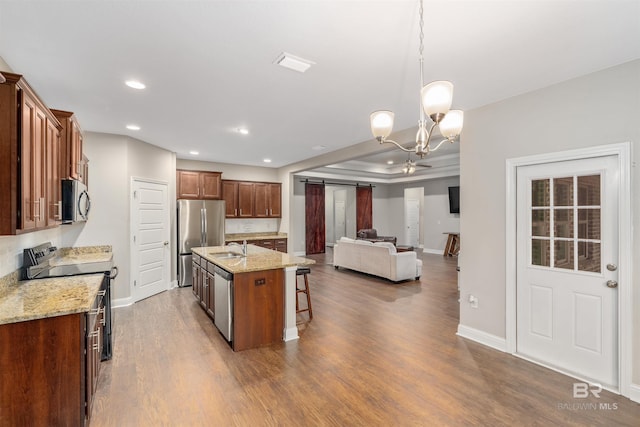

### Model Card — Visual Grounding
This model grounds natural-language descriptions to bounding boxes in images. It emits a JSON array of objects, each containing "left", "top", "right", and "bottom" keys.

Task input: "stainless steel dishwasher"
[{"left": 214, "top": 265, "right": 233, "bottom": 341}]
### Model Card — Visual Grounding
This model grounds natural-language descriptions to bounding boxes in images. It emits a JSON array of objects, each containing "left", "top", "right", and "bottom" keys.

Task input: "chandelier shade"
[
  {"left": 421, "top": 80, "right": 454, "bottom": 121},
  {"left": 439, "top": 110, "right": 464, "bottom": 139},
  {"left": 370, "top": 110, "right": 395, "bottom": 140}
]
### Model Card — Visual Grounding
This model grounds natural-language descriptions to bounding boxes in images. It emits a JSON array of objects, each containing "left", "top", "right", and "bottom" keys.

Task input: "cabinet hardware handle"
[
  {"left": 240, "top": 209, "right": 242, "bottom": 215},
  {"left": 33, "top": 199, "right": 40, "bottom": 220},
  {"left": 53, "top": 202, "right": 61, "bottom": 219},
  {"left": 235, "top": 208, "right": 237, "bottom": 216}
]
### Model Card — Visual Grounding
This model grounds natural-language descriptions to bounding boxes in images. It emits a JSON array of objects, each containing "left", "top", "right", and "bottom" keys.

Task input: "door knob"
[
  {"left": 606, "top": 263, "right": 617, "bottom": 271},
  {"left": 164, "top": 241, "right": 169, "bottom": 246},
  {"left": 606, "top": 280, "right": 618, "bottom": 288}
]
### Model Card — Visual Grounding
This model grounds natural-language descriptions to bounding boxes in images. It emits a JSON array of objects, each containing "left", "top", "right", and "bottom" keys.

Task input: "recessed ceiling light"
[
  {"left": 189, "top": 150, "right": 199, "bottom": 155},
  {"left": 126, "top": 124, "right": 140, "bottom": 131},
  {"left": 312, "top": 145, "right": 326, "bottom": 151},
  {"left": 387, "top": 160, "right": 394, "bottom": 165},
  {"left": 237, "top": 128, "right": 249, "bottom": 135},
  {"left": 263, "top": 158, "right": 272, "bottom": 163},
  {"left": 274, "top": 52, "right": 315, "bottom": 73},
  {"left": 125, "top": 80, "right": 146, "bottom": 89}
]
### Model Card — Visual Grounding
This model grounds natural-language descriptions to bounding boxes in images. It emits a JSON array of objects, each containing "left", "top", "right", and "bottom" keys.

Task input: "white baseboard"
[
  {"left": 169, "top": 279, "right": 178, "bottom": 289},
  {"left": 629, "top": 383, "right": 640, "bottom": 403},
  {"left": 422, "top": 248, "right": 443, "bottom": 255},
  {"left": 456, "top": 324, "right": 508, "bottom": 352},
  {"left": 112, "top": 296, "right": 134, "bottom": 309},
  {"left": 294, "top": 251, "right": 306, "bottom": 256},
  {"left": 283, "top": 327, "right": 299, "bottom": 342}
]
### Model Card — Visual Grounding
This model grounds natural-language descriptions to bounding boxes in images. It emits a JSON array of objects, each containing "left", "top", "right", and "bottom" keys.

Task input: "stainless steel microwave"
[{"left": 61, "top": 179, "right": 91, "bottom": 223}]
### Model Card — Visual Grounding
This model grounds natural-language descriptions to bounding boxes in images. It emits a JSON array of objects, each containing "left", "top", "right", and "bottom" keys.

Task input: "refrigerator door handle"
[{"left": 202, "top": 207, "right": 208, "bottom": 245}]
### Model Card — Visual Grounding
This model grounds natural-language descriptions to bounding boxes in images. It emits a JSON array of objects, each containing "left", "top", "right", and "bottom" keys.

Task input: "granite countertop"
[
  {"left": 225, "top": 232, "right": 288, "bottom": 242},
  {"left": 51, "top": 245, "right": 113, "bottom": 266},
  {"left": 192, "top": 244, "right": 314, "bottom": 274},
  {"left": 0, "top": 274, "right": 104, "bottom": 325},
  {"left": 50, "top": 251, "right": 113, "bottom": 266}
]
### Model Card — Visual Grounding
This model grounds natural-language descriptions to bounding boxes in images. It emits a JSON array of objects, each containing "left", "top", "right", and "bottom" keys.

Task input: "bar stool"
[{"left": 295, "top": 267, "right": 313, "bottom": 320}]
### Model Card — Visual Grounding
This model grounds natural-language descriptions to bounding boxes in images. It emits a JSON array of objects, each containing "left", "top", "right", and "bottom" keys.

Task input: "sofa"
[
  {"left": 333, "top": 237, "right": 422, "bottom": 282},
  {"left": 356, "top": 228, "right": 397, "bottom": 245}
]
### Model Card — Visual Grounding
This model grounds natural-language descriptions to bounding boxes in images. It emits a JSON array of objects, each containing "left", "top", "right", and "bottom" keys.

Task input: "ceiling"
[{"left": 1, "top": 1, "right": 639, "bottom": 179}]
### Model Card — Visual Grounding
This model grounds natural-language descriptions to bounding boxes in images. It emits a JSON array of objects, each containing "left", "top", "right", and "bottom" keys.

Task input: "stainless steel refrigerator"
[{"left": 177, "top": 199, "right": 226, "bottom": 287}]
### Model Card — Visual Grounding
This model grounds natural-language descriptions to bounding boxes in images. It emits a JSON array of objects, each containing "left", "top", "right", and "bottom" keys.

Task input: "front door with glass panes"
[{"left": 516, "top": 155, "right": 619, "bottom": 388}]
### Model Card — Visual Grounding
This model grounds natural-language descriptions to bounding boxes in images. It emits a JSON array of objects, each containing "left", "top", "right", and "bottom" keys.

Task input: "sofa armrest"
[{"left": 390, "top": 252, "right": 417, "bottom": 281}]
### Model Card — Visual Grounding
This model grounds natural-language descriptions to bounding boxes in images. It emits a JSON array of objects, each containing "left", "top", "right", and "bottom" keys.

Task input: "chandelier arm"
[
  {"left": 429, "top": 138, "right": 451, "bottom": 152},
  {"left": 380, "top": 138, "right": 413, "bottom": 152}
]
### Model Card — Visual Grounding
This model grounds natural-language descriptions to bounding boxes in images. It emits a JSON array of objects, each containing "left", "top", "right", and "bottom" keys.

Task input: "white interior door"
[
  {"left": 516, "top": 155, "right": 619, "bottom": 388},
  {"left": 404, "top": 198, "right": 420, "bottom": 247},
  {"left": 132, "top": 179, "right": 170, "bottom": 302},
  {"left": 334, "top": 200, "right": 346, "bottom": 242}
]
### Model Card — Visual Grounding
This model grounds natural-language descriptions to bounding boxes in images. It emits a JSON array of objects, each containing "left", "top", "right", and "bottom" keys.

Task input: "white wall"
[
  {"left": 459, "top": 60, "right": 640, "bottom": 384},
  {"left": 380, "top": 177, "right": 460, "bottom": 250},
  {"left": 0, "top": 228, "right": 61, "bottom": 278},
  {"left": 63, "top": 132, "right": 176, "bottom": 303},
  {"left": 177, "top": 159, "right": 278, "bottom": 182}
]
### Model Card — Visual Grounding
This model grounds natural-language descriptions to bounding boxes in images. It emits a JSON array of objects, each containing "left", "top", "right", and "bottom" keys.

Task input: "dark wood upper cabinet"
[
  {"left": 200, "top": 172, "right": 222, "bottom": 199},
  {"left": 51, "top": 109, "right": 85, "bottom": 184},
  {"left": 237, "top": 182, "right": 255, "bottom": 217},
  {"left": 253, "top": 182, "right": 281, "bottom": 218},
  {"left": 177, "top": 169, "right": 221, "bottom": 200},
  {"left": 222, "top": 180, "right": 239, "bottom": 217},
  {"left": 222, "top": 180, "right": 281, "bottom": 219},
  {"left": 0, "top": 72, "right": 61, "bottom": 235}
]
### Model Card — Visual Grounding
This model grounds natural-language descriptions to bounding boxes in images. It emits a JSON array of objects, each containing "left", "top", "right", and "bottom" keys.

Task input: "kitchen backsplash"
[
  {"left": 225, "top": 219, "right": 279, "bottom": 234},
  {"left": 0, "top": 228, "right": 62, "bottom": 278}
]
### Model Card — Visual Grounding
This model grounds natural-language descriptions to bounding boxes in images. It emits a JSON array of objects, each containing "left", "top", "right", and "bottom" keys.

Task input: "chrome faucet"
[{"left": 228, "top": 240, "right": 248, "bottom": 256}]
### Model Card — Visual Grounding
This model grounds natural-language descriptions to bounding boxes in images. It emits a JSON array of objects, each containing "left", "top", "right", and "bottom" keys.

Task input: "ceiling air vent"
[{"left": 274, "top": 52, "right": 314, "bottom": 73}]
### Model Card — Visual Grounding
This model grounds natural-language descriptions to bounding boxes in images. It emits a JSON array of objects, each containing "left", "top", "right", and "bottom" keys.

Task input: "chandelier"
[{"left": 369, "top": 0, "right": 463, "bottom": 159}]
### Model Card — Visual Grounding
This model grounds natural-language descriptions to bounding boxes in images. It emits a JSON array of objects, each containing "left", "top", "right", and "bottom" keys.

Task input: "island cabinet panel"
[
  {"left": 233, "top": 269, "right": 284, "bottom": 352},
  {"left": 177, "top": 170, "right": 222, "bottom": 200},
  {"left": 0, "top": 314, "right": 85, "bottom": 426}
]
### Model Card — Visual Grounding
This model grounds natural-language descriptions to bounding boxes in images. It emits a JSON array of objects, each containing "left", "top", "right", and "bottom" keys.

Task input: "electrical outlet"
[{"left": 468, "top": 295, "right": 479, "bottom": 309}]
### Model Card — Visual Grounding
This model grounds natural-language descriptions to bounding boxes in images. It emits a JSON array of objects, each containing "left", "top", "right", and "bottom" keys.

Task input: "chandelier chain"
[{"left": 418, "top": 0, "right": 424, "bottom": 62}]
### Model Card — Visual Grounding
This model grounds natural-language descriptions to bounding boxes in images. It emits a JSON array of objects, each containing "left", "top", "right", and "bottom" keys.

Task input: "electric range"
[{"left": 22, "top": 242, "right": 117, "bottom": 361}]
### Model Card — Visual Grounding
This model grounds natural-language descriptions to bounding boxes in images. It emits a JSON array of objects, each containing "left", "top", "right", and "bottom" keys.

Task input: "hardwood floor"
[{"left": 92, "top": 252, "right": 640, "bottom": 426}]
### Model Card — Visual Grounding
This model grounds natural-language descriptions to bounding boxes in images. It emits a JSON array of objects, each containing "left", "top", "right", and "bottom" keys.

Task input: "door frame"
[
  {"left": 130, "top": 177, "right": 171, "bottom": 302},
  {"left": 505, "top": 142, "right": 632, "bottom": 396}
]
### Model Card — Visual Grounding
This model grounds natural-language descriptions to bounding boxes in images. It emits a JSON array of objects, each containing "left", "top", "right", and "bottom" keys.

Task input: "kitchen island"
[{"left": 192, "top": 244, "right": 314, "bottom": 351}]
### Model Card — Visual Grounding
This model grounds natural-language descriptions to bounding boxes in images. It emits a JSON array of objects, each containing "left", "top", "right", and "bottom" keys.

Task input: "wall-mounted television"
[{"left": 448, "top": 186, "right": 460, "bottom": 214}]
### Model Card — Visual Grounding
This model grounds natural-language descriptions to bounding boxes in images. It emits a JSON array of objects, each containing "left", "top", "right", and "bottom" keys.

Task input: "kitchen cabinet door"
[
  {"left": 200, "top": 172, "right": 222, "bottom": 199},
  {"left": 254, "top": 183, "right": 269, "bottom": 218},
  {"left": 51, "top": 109, "right": 85, "bottom": 183},
  {"left": 177, "top": 170, "right": 200, "bottom": 199},
  {"left": 237, "top": 182, "right": 255, "bottom": 217},
  {"left": 71, "top": 121, "right": 84, "bottom": 182},
  {"left": 20, "top": 92, "right": 37, "bottom": 231},
  {"left": 268, "top": 183, "right": 281, "bottom": 217},
  {"left": 46, "top": 118, "right": 61, "bottom": 225},
  {"left": 206, "top": 264, "right": 215, "bottom": 318},
  {"left": 222, "top": 180, "right": 239, "bottom": 217},
  {"left": 274, "top": 238, "right": 287, "bottom": 253}
]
